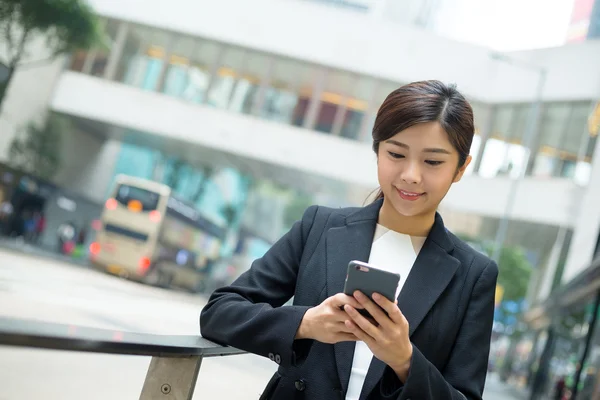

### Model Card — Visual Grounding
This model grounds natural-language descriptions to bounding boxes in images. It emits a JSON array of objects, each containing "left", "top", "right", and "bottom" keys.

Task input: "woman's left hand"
[{"left": 344, "top": 291, "right": 413, "bottom": 382}]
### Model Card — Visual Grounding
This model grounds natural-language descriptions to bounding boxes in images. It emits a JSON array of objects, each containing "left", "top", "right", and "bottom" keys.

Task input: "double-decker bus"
[{"left": 90, "top": 175, "right": 226, "bottom": 290}]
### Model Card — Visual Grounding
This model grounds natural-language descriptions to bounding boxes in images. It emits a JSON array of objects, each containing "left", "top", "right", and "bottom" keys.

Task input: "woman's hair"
[{"left": 371, "top": 80, "right": 475, "bottom": 201}]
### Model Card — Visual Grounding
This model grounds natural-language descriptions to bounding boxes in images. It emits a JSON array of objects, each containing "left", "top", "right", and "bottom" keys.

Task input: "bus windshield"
[{"left": 115, "top": 184, "right": 159, "bottom": 211}]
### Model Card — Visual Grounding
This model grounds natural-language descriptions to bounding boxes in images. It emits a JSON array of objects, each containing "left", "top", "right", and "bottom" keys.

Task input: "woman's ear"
[{"left": 453, "top": 155, "right": 472, "bottom": 183}]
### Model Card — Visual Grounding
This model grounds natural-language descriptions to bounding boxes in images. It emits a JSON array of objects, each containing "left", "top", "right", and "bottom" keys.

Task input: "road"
[{"left": 0, "top": 248, "right": 526, "bottom": 399}]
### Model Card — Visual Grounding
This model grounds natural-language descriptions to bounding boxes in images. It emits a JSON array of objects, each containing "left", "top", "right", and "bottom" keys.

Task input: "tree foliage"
[
  {"left": 0, "top": 0, "right": 101, "bottom": 66},
  {"left": 8, "top": 113, "right": 65, "bottom": 180},
  {"left": 457, "top": 233, "right": 533, "bottom": 303},
  {"left": 283, "top": 191, "right": 314, "bottom": 228},
  {"left": 0, "top": 0, "right": 102, "bottom": 106},
  {"left": 221, "top": 203, "right": 238, "bottom": 227}
]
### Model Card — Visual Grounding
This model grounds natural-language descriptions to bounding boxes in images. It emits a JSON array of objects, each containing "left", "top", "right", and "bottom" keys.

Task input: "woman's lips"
[{"left": 396, "top": 188, "right": 425, "bottom": 201}]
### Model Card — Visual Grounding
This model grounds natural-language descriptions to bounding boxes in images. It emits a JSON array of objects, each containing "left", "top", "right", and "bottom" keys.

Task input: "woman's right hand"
[{"left": 295, "top": 293, "right": 364, "bottom": 344}]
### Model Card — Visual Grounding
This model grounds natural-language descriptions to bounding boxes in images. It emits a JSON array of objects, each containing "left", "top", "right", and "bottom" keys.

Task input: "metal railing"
[{"left": 0, "top": 317, "right": 245, "bottom": 399}]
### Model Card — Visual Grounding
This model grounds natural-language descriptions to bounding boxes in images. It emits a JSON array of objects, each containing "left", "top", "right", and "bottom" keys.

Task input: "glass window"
[
  {"left": 205, "top": 47, "right": 270, "bottom": 114},
  {"left": 490, "top": 105, "right": 515, "bottom": 141},
  {"left": 340, "top": 75, "right": 375, "bottom": 140},
  {"left": 181, "top": 40, "right": 221, "bottom": 104},
  {"left": 111, "top": 142, "right": 158, "bottom": 182},
  {"left": 531, "top": 103, "right": 571, "bottom": 178},
  {"left": 115, "top": 184, "right": 159, "bottom": 211},
  {"left": 206, "top": 47, "right": 245, "bottom": 109},
  {"left": 361, "top": 81, "right": 401, "bottom": 142},
  {"left": 509, "top": 105, "right": 529, "bottom": 143},
  {"left": 478, "top": 138, "right": 510, "bottom": 178},
  {"left": 228, "top": 52, "right": 271, "bottom": 115},
  {"left": 479, "top": 105, "right": 528, "bottom": 178},
  {"left": 69, "top": 17, "right": 115, "bottom": 74},
  {"left": 69, "top": 50, "right": 88, "bottom": 73},
  {"left": 114, "top": 25, "right": 171, "bottom": 91},
  {"left": 478, "top": 137, "right": 529, "bottom": 179},
  {"left": 471, "top": 102, "right": 490, "bottom": 133},
  {"left": 259, "top": 59, "right": 321, "bottom": 126},
  {"left": 90, "top": 19, "right": 121, "bottom": 77},
  {"left": 161, "top": 35, "right": 196, "bottom": 98},
  {"left": 314, "top": 70, "right": 351, "bottom": 134},
  {"left": 565, "top": 102, "right": 593, "bottom": 155},
  {"left": 465, "top": 134, "right": 481, "bottom": 175}
]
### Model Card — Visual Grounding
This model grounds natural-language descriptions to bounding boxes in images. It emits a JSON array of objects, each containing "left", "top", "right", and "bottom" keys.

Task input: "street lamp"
[{"left": 488, "top": 52, "right": 548, "bottom": 264}]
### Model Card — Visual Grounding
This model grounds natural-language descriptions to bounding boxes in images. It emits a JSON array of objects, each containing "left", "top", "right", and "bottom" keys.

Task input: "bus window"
[{"left": 115, "top": 185, "right": 159, "bottom": 211}]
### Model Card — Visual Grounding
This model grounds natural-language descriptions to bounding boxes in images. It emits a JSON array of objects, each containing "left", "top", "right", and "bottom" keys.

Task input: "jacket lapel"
[
  {"left": 327, "top": 201, "right": 381, "bottom": 394},
  {"left": 359, "top": 213, "right": 460, "bottom": 399}
]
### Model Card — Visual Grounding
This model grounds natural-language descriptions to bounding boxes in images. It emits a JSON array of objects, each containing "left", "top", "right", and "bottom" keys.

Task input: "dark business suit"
[{"left": 200, "top": 199, "right": 498, "bottom": 400}]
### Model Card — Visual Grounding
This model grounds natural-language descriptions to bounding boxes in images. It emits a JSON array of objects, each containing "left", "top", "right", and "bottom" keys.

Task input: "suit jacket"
[{"left": 200, "top": 199, "right": 498, "bottom": 400}]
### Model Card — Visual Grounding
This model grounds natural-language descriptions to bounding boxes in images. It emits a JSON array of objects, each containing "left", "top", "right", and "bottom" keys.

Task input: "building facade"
[{"left": 0, "top": 0, "right": 599, "bottom": 303}]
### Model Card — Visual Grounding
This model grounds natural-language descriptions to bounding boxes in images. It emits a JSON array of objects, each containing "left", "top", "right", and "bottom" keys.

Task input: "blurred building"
[{"left": 0, "top": 0, "right": 599, "bottom": 302}]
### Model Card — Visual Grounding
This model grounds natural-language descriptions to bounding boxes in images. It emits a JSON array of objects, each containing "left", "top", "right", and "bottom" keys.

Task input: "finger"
[
  {"left": 333, "top": 293, "right": 364, "bottom": 309},
  {"left": 353, "top": 291, "right": 393, "bottom": 328},
  {"left": 373, "top": 292, "right": 405, "bottom": 326},
  {"left": 344, "top": 319, "right": 373, "bottom": 344},
  {"left": 344, "top": 305, "right": 379, "bottom": 340},
  {"left": 336, "top": 321, "right": 356, "bottom": 334}
]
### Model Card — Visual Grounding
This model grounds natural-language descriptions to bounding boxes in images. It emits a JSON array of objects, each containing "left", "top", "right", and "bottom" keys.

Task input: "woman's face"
[{"left": 377, "top": 121, "right": 471, "bottom": 220}]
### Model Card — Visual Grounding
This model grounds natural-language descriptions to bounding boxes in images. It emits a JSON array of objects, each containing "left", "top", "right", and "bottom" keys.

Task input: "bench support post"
[{"left": 139, "top": 355, "right": 203, "bottom": 400}]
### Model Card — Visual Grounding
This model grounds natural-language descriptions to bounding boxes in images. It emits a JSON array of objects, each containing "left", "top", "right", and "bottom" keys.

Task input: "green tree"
[
  {"left": 191, "top": 165, "right": 215, "bottom": 204},
  {"left": 164, "top": 158, "right": 186, "bottom": 190},
  {"left": 0, "top": 0, "right": 102, "bottom": 109},
  {"left": 494, "top": 245, "right": 533, "bottom": 304},
  {"left": 458, "top": 234, "right": 532, "bottom": 302},
  {"left": 8, "top": 113, "right": 65, "bottom": 180},
  {"left": 221, "top": 203, "right": 238, "bottom": 227},
  {"left": 283, "top": 191, "right": 314, "bottom": 229}
]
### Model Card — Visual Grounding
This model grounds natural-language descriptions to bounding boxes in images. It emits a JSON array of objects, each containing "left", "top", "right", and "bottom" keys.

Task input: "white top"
[{"left": 345, "top": 224, "right": 426, "bottom": 400}]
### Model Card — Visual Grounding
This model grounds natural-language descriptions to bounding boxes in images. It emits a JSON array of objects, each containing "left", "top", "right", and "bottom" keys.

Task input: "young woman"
[{"left": 200, "top": 80, "right": 498, "bottom": 400}]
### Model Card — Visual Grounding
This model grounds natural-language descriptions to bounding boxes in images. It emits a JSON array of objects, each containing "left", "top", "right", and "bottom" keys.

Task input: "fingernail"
[{"left": 372, "top": 293, "right": 381, "bottom": 300}]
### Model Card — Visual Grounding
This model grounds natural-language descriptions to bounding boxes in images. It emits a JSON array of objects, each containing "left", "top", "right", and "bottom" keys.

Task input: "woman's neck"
[{"left": 378, "top": 199, "right": 435, "bottom": 237}]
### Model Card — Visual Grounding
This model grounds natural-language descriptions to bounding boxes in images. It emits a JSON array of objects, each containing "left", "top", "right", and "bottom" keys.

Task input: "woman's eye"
[
  {"left": 388, "top": 152, "right": 404, "bottom": 159},
  {"left": 425, "top": 160, "right": 444, "bottom": 166}
]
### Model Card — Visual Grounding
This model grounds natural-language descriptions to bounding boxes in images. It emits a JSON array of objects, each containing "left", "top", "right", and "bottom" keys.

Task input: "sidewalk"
[
  {"left": 484, "top": 373, "right": 529, "bottom": 400},
  {"left": 0, "top": 237, "right": 90, "bottom": 268}
]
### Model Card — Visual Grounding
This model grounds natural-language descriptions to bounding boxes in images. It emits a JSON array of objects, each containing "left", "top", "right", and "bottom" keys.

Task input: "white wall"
[
  {"left": 442, "top": 176, "right": 583, "bottom": 227},
  {"left": 85, "top": 0, "right": 600, "bottom": 103},
  {"left": 53, "top": 128, "right": 122, "bottom": 204},
  {"left": 0, "top": 51, "right": 65, "bottom": 163},
  {"left": 51, "top": 72, "right": 586, "bottom": 227}
]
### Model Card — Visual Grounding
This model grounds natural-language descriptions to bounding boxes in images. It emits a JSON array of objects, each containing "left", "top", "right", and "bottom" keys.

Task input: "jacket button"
[
  {"left": 268, "top": 353, "right": 275, "bottom": 361},
  {"left": 295, "top": 379, "right": 306, "bottom": 391}
]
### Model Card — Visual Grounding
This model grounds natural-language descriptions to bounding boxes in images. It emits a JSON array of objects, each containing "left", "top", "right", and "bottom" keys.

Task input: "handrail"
[{"left": 0, "top": 317, "right": 246, "bottom": 399}]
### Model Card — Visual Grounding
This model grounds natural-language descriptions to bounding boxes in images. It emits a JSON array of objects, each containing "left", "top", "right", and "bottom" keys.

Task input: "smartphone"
[{"left": 342, "top": 260, "right": 400, "bottom": 319}]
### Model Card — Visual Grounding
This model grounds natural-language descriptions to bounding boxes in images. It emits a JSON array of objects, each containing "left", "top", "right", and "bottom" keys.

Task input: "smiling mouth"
[{"left": 396, "top": 188, "right": 425, "bottom": 200}]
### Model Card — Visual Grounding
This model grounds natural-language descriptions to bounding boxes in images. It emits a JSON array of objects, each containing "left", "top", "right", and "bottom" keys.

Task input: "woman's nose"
[{"left": 400, "top": 162, "right": 421, "bottom": 184}]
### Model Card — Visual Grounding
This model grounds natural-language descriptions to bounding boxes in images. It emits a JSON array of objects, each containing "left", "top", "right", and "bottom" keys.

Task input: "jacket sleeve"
[
  {"left": 200, "top": 205, "right": 319, "bottom": 369},
  {"left": 381, "top": 259, "right": 498, "bottom": 400}
]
